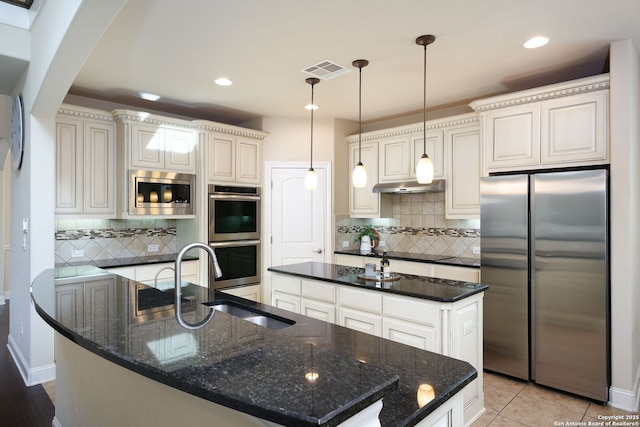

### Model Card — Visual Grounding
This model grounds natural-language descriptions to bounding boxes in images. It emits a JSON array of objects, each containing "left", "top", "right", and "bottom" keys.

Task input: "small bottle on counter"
[{"left": 381, "top": 251, "right": 390, "bottom": 278}]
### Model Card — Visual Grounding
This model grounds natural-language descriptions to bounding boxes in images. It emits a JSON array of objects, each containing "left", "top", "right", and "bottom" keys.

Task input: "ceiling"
[{"left": 65, "top": 1, "right": 640, "bottom": 125}]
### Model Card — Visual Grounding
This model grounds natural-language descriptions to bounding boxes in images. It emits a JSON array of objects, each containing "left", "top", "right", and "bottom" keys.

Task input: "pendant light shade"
[
  {"left": 305, "top": 77, "right": 320, "bottom": 191},
  {"left": 416, "top": 35, "right": 436, "bottom": 184},
  {"left": 352, "top": 59, "right": 369, "bottom": 188}
]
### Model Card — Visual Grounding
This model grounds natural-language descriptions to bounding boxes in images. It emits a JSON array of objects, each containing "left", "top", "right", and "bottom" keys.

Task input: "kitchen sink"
[{"left": 205, "top": 300, "right": 295, "bottom": 330}]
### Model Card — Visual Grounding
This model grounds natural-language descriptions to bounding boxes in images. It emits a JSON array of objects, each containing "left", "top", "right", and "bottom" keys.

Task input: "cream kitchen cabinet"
[
  {"left": 471, "top": 74, "right": 609, "bottom": 174},
  {"left": 113, "top": 110, "right": 197, "bottom": 174},
  {"left": 338, "top": 286, "right": 383, "bottom": 336},
  {"left": 348, "top": 140, "right": 393, "bottom": 218},
  {"left": 104, "top": 260, "right": 199, "bottom": 286},
  {"left": 55, "top": 107, "right": 116, "bottom": 217},
  {"left": 378, "top": 131, "right": 445, "bottom": 182},
  {"left": 445, "top": 120, "right": 481, "bottom": 218},
  {"left": 204, "top": 133, "right": 261, "bottom": 184}
]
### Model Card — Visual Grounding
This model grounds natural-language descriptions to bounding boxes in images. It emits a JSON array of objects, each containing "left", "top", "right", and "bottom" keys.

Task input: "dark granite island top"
[
  {"left": 268, "top": 262, "right": 487, "bottom": 302},
  {"left": 32, "top": 266, "right": 477, "bottom": 427}
]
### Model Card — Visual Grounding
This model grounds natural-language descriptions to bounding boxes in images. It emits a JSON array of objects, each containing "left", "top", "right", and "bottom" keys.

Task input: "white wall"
[
  {"left": 6, "top": 0, "right": 127, "bottom": 385},
  {"left": 609, "top": 38, "right": 640, "bottom": 411}
]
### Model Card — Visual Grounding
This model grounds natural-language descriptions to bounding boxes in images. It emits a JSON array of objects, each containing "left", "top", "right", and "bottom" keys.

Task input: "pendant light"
[
  {"left": 351, "top": 59, "right": 369, "bottom": 188},
  {"left": 415, "top": 35, "right": 435, "bottom": 184},
  {"left": 305, "top": 77, "right": 320, "bottom": 191}
]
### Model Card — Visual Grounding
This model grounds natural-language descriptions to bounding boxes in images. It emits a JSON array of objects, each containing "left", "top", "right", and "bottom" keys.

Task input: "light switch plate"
[
  {"left": 378, "top": 240, "right": 386, "bottom": 247},
  {"left": 71, "top": 249, "right": 84, "bottom": 258},
  {"left": 342, "top": 241, "right": 349, "bottom": 248},
  {"left": 472, "top": 246, "right": 480, "bottom": 255},
  {"left": 148, "top": 244, "right": 159, "bottom": 252}
]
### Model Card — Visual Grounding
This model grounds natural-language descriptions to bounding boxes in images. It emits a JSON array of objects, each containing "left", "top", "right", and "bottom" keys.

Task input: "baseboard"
[
  {"left": 52, "top": 416, "right": 62, "bottom": 427},
  {"left": 0, "top": 295, "right": 4, "bottom": 305},
  {"left": 7, "top": 333, "right": 56, "bottom": 386},
  {"left": 609, "top": 366, "right": 640, "bottom": 412}
]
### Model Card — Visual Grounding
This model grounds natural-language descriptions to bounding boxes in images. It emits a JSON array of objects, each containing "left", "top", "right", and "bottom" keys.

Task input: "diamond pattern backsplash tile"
[
  {"left": 55, "top": 219, "right": 178, "bottom": 264},
  {"left": 336, "top": 193, "right": 480, "bottom": 259}
]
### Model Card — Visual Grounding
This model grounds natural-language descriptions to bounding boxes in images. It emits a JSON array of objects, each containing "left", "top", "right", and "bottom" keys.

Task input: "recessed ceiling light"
[
  {"left": 140, "top": 92, "right": 160, "bottom": 101},
  {"left": 214, "top": 77, "right": 233, "bottom": 86},
  {"left": 305, "top": 104, "right": 319, "bottom": 111},
  {"left": 523, "top": 36, "right": 549, "bottom": 49}
]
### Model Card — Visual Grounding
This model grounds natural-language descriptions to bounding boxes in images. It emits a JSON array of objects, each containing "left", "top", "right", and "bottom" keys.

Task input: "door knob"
[{"left": 313, "top": 249, "right": 323, "bottom": 254}]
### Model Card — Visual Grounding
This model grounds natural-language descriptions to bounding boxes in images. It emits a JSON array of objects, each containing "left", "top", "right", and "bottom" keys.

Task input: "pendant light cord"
[
  {"left": 310, "top": 82, "right": 315, "bottom": 169},
  {"left": 422, "top": 42, "right": 427, "bottom": 154},
  {"left": 358, "top": 64, "right": 363, "bottom": 164}
]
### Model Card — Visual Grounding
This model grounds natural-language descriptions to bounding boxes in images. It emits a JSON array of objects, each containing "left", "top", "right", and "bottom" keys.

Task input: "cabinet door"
[
  {"left": 55, "top": 283, "right": 84, "bottom": 330},
  {"left": 83, "top": 121, "right": 115, "bottom": 215},
  {"left": 483, "top": 104, "right": 540, "bottom": 170},
  {"left": 379, "top": 137, "right": 411, "bottom": 182},
  {"left": 382, "top": 317, "right": 437, "bottom": 352},
  {"left": 411, "top": 130, "right": 444, "bottom": 180},
  {"left": 164, "top": 128, "right": 196, "bottom": 172},
  {"left": 271, "top": 291, "right": 301, "bottom": 314},
  {"left": 84, "top": 278, "right": 117, "bottom": 344},
  {"left": 235, "top": 138, "right": 261, "bottom": 184},
  {"left": 56, "top": 118, "right": 84, "bottom": 214},
  {"left": 220, "top": 284, "right": 261, "bottom": 302},
  {"left": 207, "top": 135, "right": 235, "bottom": 182},
  {"left": 130, "top": 122, "right": 164, "bottom": 169},
  {"left": 446, "top": 124, "right": 481, "bottom": 218},
  {"left": 349, "top": 141, "right": 392, "bottom": 218},
  {"left": 540, "top": 90, "right": 608, "bottom": 165},
  {"left": 338, "top": 307, "right": 382, "bottom": 336},
  {"left": 302, "top": 299, "right": 336, "bottom": 323}
]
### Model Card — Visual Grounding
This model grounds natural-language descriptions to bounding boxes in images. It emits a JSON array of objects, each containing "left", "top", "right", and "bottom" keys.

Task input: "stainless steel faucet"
[{"left": 174, "top": 242, "right": 223, "bottom": 329}]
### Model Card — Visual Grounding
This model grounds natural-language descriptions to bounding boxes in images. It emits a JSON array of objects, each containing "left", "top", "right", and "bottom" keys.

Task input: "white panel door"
[{"left": 270, "top": 165, "right": 327, "bottom": 267}]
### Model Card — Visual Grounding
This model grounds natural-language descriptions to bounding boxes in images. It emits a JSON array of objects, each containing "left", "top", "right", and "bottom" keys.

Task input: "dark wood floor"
[{"left": 0, "top": 302, "right": 55, "bottom": 427}]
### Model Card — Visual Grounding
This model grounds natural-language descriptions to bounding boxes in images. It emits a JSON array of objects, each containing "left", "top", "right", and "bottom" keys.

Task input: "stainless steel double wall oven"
[{"left": 208, "top": 185, "right": 261, "bottom": 289}]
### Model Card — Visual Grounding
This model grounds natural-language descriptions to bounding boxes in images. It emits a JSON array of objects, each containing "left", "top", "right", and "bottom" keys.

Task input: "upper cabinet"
[
  {"left": 348, "top": 140, "right": 393, "bottom": 218},
  {"left": 470, "top": 74, "right": 609, "bottom": 175},
  {"left": 445, "top": 117, "right": 481, "bottom": 218},
  {"left": 192, "top": 120, "right": 266, "bottom": 185},
  {"left": 113, "top": 111, "right": 197, "bottom": 173},
  {"left": 56, "top": 106, "right": 116, "bottom": 217},
  {"left": 377, "top": 127, "right": 444, "bottom": 183}
]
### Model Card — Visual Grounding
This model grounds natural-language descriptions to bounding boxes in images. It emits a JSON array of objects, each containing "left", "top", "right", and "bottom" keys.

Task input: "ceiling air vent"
[{"left": 302, "top": 60, "right": 351, "bottom": 80}]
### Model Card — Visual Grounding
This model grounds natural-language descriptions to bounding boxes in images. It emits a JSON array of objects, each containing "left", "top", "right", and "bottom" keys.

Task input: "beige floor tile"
[
  {"left": 483, "top": 383, "right": 519, "bottom": 414},
  {"left": 500, "top": 394, "right": 585, "bottom": 427},
  {"left": 484, "top": 372, "right": 527, "bottom": 395},
  {"left": 43, "top": 380, "right": 56, "bottom": 405},
  {"left": 518, "top": 382, "right": 590, "bottom": 415},
  {"left": 487, "top": 414, "right": 529, "bottom": 426}
]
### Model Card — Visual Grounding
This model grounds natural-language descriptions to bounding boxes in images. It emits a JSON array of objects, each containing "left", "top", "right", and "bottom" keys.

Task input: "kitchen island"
[
  {"left": 32, "top": 265, "right": 477, "bottom": 427},
  {"left": 268, "top": 262, "right": 487, "bottom": 425}
]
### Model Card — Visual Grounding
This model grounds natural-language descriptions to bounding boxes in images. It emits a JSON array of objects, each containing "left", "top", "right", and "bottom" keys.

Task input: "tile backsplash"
[
  {"left": 336, "top": 192, "right": 480, "bottom": 259},
  {"left": 55, "top": 219, "right": 177, "bottom": 264}
]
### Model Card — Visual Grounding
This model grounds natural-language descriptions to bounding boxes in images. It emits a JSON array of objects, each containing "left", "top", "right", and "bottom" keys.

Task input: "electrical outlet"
[
  {"left": 148, "top": 244, "right": 159, "bottom": 253},
  {"left": 20, "top": 322, "right": 24, "bottom": 338},
  {"left": 71, "top": 249, "right": 84, "bottom": 258},
  {"left": 342, "top": 241, "right": 349, "bottom": 248},
  {"left": 472, "top": 246, "right": 480, "bottom": 255},
  {"left": 378, "top": 240, "right": 386, "bottom": 247}
]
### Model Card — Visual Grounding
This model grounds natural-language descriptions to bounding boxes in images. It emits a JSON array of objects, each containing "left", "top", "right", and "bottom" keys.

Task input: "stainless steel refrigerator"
[{"left": 480, "top": 169, "right": 609, "bottom": 402}]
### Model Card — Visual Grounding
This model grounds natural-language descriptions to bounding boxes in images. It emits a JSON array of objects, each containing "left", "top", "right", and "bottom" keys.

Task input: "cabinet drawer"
[
  {"left": 339, "top": 286, "right": 382, "bottom": 314},
  {"left": 383, "top": 294, "right": 438, "bottom": 326},
  {"left": 302, "top": 280, "right": 336, "bottom": 303},
  {"left": 271, "top": 275, "right": 301, "bottom": 295}
]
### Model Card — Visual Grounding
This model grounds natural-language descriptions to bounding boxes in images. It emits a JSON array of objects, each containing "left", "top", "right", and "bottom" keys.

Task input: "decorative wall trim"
[
  {"left": 339, "top": 225, "right": 480, "bottom": 238},
  {"left": 57, "top": 105, "right": 114, "bottom": 122},
  {"left": 469, "top": 74, "right": 610, "bottom": 112},
  {"left": 192, "top": 120, "right": 268, "bottom": 140},
  {"left": 346, "top": 113, "right": 479, "bottom": 144}
]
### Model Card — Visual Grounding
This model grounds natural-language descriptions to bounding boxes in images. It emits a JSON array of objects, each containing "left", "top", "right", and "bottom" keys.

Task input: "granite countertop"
[
  {"left": 31, "top": 267, "right": 477, "bottom": 427},
  {"left": 269, "top": 262, "right": 487, "bottom": 303},
  {"left": 334, "top": 249, "right": 481, "bottom": 268},
  {"left": 55, "top": 254, "right": 198, "bottom": 269}
]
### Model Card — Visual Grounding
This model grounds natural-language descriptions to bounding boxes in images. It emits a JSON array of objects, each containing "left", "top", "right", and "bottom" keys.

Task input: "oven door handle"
[
  {"left": 209, "top": 240, "right": 261, "bottom": 248},
  {"left": 209, "top": 194, "right": 261, "bottom": 201}
]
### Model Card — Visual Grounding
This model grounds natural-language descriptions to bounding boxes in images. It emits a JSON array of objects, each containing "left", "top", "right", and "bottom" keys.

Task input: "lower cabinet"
[
  {"left": 104, "top": 260, "right": 199, "bottom": 286},
  {"left": 270, "top": 272, "right": 484, "bottom": 426},
  {"left": 219, "top": 284, "right": 261, "bottom": 302}
]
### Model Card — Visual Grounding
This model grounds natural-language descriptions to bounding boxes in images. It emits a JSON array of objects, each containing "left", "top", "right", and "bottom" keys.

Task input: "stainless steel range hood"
[{"left": 372, "top": 179, "right": 445, "bottom": 193}]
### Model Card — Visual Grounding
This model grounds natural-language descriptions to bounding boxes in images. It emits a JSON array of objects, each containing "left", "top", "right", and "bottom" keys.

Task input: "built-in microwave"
[
  {"left": 129, "top": 170, "right": 195, "bottom": 215},
  {"left": 208, "top": 240, "right": 261, "bottom": 289},
  {"left": 208, "top": 185, "right": 260, "bottom": 242}
]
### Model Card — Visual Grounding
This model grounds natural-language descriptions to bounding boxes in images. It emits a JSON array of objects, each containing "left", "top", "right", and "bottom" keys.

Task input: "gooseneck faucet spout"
[{"left": 175, "top": 242, "right": 223, "bottom": 329}]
